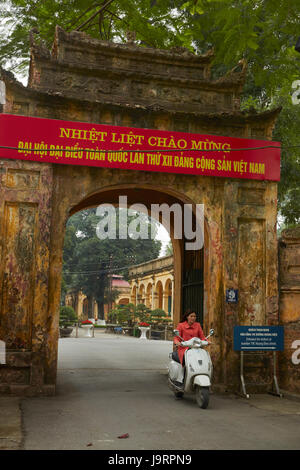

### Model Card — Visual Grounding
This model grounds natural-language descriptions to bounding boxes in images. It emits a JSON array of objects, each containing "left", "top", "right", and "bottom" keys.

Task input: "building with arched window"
[
  {"left": 65, "top": 256, "right": 174, "bottom": 321},
  {"left": 128, "top": 255, "right": 174, "bottom": 317},
  {"left": 65, "top": 274, "right": 131, "bottom": 321}
]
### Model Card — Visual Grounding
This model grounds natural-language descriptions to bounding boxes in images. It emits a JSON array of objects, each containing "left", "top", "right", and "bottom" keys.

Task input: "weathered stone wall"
[
  {"left": 0, "top": 27, "right": 280, "bottom": 395},
  {"left": 0, "top": 159, "right": 53, "bottom": 395},
  {"left": 221, "top": 179, "right": 279, "bottom": 392},
  {"left": 279, "top": 227, "right": 300, "bottom": 394}
]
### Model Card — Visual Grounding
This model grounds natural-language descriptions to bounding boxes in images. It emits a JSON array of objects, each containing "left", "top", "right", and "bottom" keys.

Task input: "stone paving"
[{"left": 0, "top": 331, "right": 300, "bottom": 450}]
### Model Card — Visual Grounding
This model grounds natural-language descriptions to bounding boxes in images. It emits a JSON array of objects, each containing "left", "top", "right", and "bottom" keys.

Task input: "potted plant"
[
  {"left": 81, "top": 319, "right": 94, "bottom": 337},
  {"left": 149, "top": 308, "right": 167, "bottom": 339},
  {"left": 59, "top": 305, "right": 77, "bottom": 337},
  {"left": 138, "top": 322, "right": 150, "bottom": 339}
]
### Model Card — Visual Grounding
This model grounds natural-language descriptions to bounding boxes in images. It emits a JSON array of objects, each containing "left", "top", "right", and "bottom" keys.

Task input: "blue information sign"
[
  {"left": 234, "top": 326, "right": 284, "bottom": 351},
  {"left": 226, "top": 289, "right": 238, "bottom": 303}
]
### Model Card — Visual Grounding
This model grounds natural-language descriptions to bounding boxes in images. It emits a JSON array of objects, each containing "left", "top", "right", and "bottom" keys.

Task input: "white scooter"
[{"left": 168, "top": 328, "right": 214, "bottom": 409}]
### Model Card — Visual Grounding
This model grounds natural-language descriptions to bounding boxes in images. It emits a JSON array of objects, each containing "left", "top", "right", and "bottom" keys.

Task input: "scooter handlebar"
[{"left": 179, "top": 338, "right": 209, "bottom": 348}]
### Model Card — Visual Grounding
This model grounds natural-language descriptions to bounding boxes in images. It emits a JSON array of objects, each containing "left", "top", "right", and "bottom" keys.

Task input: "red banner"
[{"left": 0, "top": 114, "right": 280, "bottom": 181}]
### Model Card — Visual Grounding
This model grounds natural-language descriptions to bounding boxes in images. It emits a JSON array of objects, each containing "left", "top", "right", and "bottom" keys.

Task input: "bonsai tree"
[
  {"left": 117, "top": 303, "right": 136, "bottom": 326},
  {"left": 135, "top": 303, "right": 152, "bottom": 325},
  {"left": 107, "top": 305, "right": 124, "bottom": 324},
  {"left": 115, "top": 305, "right": 129, "bottom": 325},
  {"left": 107, "top": 303, "right": 136, "bottom": 325},
  {"left": 150, "top": 308, "right": 167, "bottom": 325},
  {"left": 107, "top": 308, "right": 117, "bottom": 324},
  {"left": 59, "top": 305, "right": 77, "bottom": 328}
]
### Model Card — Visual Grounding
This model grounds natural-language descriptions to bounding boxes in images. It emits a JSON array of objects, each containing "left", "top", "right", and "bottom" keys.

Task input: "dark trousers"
[{"left": 172, "top": 350, "right": 185, "bottom": 367}]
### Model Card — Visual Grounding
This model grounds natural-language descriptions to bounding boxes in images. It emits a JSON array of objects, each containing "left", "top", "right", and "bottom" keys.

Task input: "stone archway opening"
[
  {"left": 55, "top": 183, "right": 206, "bottom": 389},
  {"left": 57, "top": 181, "right": 205, "bottom": 346},
  {"left": 44, "top": 182, "right": 208, "bottom": 392},
  {"left": 65, "top": 183, "right": 205, "bottom": 317}
]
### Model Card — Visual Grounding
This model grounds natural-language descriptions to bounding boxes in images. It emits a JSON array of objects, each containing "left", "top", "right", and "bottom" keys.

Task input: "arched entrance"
[
  {"left": 164, "top": 278, "right": 173, "bottom": 316},
  {"left": 138, "top": 284, "right": 146, "bottom": 305},
  {"left": 146, "top": 283, "right": 152, "bottom": 308},
  {"left": 45, "top": 182, "right": 207, "bottom": 387},
  {"left": 155, "top": 281, "right": 163, "bottom": 310},
  {"left": 63, "top": 182, "right": 207, "bottom": 324},
  {"left": 131, "top": 285, "right": 137, "bottom": 304}
]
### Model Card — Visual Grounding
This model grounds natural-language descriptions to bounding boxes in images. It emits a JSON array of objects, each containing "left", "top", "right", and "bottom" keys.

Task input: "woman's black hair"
[{"left": 182, "top": 309, "right": 196, "bottom": 322}]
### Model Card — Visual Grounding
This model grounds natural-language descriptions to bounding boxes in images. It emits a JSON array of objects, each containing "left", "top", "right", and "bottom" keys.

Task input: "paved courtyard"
[{"left": 19, "top": 331, "right": 300, "bottom": 450}]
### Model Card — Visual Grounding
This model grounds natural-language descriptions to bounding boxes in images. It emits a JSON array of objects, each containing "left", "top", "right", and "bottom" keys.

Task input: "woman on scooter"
[{"left": 174, "top": 309, "right": 207, "bottom": 366}]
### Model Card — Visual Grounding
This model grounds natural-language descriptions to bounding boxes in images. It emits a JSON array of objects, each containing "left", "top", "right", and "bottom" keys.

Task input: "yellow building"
[
  {"left": 65, "top": 256, "right": 174, "bottom": 320},
  {"left": 65, "top": 274, "right": 131, "bottom": 321},
  {"left": 128, "top": 255, "right": 174, "bottom": 318}
]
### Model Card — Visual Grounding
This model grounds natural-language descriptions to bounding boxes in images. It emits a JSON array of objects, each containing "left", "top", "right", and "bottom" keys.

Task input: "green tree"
[
  {"left": 135, "top": 303, "right": 152, "bottom": 323},
  {"left": 2, "top": 0, "right": 300, "bottom": 95},
  {"left": 108, "top": 303, "right": 136, "bottom": 325},
  {"left": 150, "top": 308, "right": 167, "bottom": 324},
  {"left": 163, "top": 240, "right": 173, "bottom": 256},
  {"left": 0, "top": 0, "right": 189, "bottom": 75},
  {"left": 59, "top": 305, "right": 77, "bottom": 327},
  {"left": 62, "top": 207, "right": 162, "bottom": 318},
  {"left": 2, "top": 0, "right": 300, "bottom": 225}
]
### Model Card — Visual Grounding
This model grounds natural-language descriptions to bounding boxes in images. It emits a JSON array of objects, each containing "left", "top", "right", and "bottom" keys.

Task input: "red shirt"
[{"left": 174, "top": 321, "right": 206, "bottom": 365}]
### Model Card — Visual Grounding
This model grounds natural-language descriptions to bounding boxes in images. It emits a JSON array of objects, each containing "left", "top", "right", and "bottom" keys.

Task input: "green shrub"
[
  {"left": 150, "top": 308, "right": 168, "bottom": 324},
  {"left": 59, "top": 305, "right": 77, "bottom": 327},
  {"left": 108, "top": 303, "right": 136, "bottom": 325},
  {"left": 135, "top": 304, "right": 151, "bottom": 323}
]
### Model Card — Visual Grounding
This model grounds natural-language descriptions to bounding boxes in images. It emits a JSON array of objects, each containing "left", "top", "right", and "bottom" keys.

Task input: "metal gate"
[{"left": 182, "top": 246, "right": 204, "bottom": 324}]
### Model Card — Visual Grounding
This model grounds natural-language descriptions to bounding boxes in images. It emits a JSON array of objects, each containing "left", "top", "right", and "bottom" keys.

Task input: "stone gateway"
[{"left": 0, "top": 26, "right": 288, "bottom": 396}]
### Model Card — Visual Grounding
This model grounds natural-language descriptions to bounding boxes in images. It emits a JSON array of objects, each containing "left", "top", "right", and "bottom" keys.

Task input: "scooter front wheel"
[
  {"left": 195, "top": 386, "right": 209, "bottom": 409},
  {"left": 174, "top": 391, "right": 184, "bottom": 399}
]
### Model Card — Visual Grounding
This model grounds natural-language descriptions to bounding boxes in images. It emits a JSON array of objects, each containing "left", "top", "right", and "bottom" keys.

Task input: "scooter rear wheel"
[{"left": 195, "top": 386, "right": 209, "bottom": 409}]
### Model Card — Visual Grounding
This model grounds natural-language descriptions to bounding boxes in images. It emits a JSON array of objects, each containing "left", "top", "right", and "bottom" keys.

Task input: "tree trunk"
[
  {"left": 97, "top": 300, "right": 104, "bottom": 320},
  {"left": 87, "top": 295, "right": 93, "bottom": 318}
]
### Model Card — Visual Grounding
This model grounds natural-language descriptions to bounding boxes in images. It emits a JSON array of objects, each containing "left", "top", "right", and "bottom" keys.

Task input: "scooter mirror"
[{"left": 206, "top": 329, "right": 214, "bottom": 339}]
